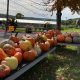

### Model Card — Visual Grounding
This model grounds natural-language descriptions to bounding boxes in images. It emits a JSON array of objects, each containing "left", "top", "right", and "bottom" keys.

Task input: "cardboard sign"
[{"left": 8, "top": 26, "right": 14, "bottom": 32}]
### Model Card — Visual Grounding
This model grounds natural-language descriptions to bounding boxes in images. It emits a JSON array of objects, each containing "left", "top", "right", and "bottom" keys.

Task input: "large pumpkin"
[
  {"left": 19, "top": 40, "right": 32, "bottom": 51},
  {"left": 23, "top": 49, "right": 37, "bottom": 61},
  {"left": 57, "top": 34, "right": 65, "bottom": 42}
]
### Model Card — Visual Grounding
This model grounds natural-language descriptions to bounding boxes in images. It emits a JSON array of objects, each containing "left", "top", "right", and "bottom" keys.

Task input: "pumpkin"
[
  {"left": 0, "top": 39, "right": 14, "bottom": 48},
  {"left": 71, "top": 32, "right": 79, "bottom": 37},
  {"left": 23, "top": 49, "right": 37, "bottom": 61},
  {"left": 47, "top": 30, "right": 54, "bottom": 37},
  {"left": 27, "top": 37, "right": 35, "bottom": 47},
  {"left": 54, "top": 30, "right": 61, "bottom": 36},
  {"left": 0, "top": 48, "right": 8, "bottom": 61},
  {"left": 63, "top": 32, "right": 71, "bottom": 37},
  {"left": 3, "top": 44, "right": 16, "bottom": 56},
  {"left": 57, "top": 34, "right": 65, "bottom": 42},
  {"left": 52, "top": 37, "right": 57, "bottom": 46},
  {"left": 19, "top": 40, "right": 32, "bottom": 51},
  {"left": 14, "top": 52, "right": 23, "bottom": 64},
  {"left": 65, "top": 36, "right": 72, "bottom": 43},
  {"left": 39, "top": 41, "right": 50, "bottom": 52},
  {"left": 9, "top": 35, "right": 20, "bottom": 43},
  {"left": 4, "top": 56, "right": 18, "bottom": 70},
  {"left": 73, "top": 36, "right": 80, "bottom": 43},
  {"left": 47, "top": 39, "right": 54, "bottom": 47},
  {"left": 33, "top": 43, "right": 42, "bottom": 56},
  {"left": 0, "top": 64, "right": 11, "bottom": 78},
  {"left": 35, "top": 34, "right": 46, "bottom": 43},
  {"left": 45, "top": 33, "right": 52, "bottom": 39}
]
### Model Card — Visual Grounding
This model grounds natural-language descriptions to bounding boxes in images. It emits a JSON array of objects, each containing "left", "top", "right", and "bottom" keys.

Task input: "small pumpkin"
[
  {"left": 33, "top": 43, "right": 42, "bottom": 56},
  {"left": 57, "top": 34, "right": 65, "bottom": 42},
  {"left": 47, "top": 30, "right": 54, "bottom": 37},
  {"left": 39, "top": 41, "right": 50, "bottom": 52},
  {"left": 71, "top": 32, "right": 79, "bottom": 37},
  {"left": 0, "top": 39, "right": 14, "bottom": 48},
  {"left": 14, "top": 52, "right": 23, "bottom": 64},
  {"left": 0, "top": 48, "right": 8, "bottom": 61},
  {"left": 27, "top": 37, "right": 35, "bottom": 47},
  {"left": 73, "top": 36, "right": 80, "bottom": 43},
  {"left": 3, "top": 44, "right": 16, "bottom": 56},
  {"left": 9, "top": 35, "right": 20, "bottom": 43},
  {"left": 65, "top": 36, "right": 72, "bottom": 43}
]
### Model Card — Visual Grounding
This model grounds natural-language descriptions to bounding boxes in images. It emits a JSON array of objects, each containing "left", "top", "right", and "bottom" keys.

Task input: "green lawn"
[
  {"left": 16, "top": 46, "right": 80, "bottom": 80},
  {"left": 61, "top": 28, "right": 80, "bottom": 33}
]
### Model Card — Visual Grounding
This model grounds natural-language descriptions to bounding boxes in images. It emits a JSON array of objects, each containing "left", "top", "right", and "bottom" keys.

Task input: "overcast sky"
[{"left": 0, "top": 0, "right": 80, "bottom": 20}]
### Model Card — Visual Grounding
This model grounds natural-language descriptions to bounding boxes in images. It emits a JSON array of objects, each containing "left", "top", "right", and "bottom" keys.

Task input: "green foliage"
[{"left": 15, "top": 13, "right": 24, "bottom": 19}]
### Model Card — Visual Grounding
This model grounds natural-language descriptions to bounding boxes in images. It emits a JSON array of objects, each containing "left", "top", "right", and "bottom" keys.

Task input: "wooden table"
[
  {"left": 58, "top": 43, "right": 80, "bottom": 54},
  {"left": 4, "top": 47, "right": 56, "bottom": 80}
]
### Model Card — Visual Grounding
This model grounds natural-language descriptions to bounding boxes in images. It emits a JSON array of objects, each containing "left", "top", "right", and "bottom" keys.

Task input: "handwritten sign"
[{"left": 8, "top": 26, "right": 14, "bottom": 32}]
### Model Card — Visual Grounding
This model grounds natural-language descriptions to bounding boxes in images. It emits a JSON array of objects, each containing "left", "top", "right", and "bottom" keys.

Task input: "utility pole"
[{"left": 5, "top": 0, "right": 9, "bottom": 35}]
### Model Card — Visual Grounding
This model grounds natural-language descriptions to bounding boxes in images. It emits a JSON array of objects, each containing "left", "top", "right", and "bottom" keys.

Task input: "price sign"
[{"left": 8, "top": 26, "right": 14, "bottom": 32}]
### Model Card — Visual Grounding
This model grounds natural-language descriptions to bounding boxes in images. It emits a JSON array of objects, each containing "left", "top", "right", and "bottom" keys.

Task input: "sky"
[{"left": 0, "top": 0, "right": 80, "bottom": 20}]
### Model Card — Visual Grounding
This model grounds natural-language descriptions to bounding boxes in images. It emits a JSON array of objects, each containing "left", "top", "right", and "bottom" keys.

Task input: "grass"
[
  {"left": 16, "top": 46, "right": 80, "bottom": 80},
  {"left": 61, "top": 28, "right": 80, "bottom": 33}
]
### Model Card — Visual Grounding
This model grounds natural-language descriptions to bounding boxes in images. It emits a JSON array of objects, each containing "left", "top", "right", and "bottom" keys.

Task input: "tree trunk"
[{"left": 56, "top": 9, "right": 62, "bottom": 30}]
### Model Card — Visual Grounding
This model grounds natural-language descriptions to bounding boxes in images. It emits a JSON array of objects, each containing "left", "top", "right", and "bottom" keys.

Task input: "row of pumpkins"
[
  {"left": 0, "top": 29, "right": 80, "bottom": 78},
  {"left": 57, "top": 32, "right": 80, "bottom": 43}
]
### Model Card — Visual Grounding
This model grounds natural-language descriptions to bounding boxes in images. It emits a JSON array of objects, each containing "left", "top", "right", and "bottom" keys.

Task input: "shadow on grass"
[{"left": 16, "top": 46, "right": 80, "bottom": 80}]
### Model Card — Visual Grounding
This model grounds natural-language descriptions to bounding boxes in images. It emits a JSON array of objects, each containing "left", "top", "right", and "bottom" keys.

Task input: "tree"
[
  {"left": 45, "top": 0, "right": 80, "bottom": 30},
  {"left": 15, "top": 13, "right": 24, "bottom": 19}
]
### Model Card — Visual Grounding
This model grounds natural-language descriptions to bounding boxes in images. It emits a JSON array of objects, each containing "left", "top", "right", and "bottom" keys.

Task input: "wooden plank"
[{"left": 4, "top": 47, "right": 56, "bottom": 80}]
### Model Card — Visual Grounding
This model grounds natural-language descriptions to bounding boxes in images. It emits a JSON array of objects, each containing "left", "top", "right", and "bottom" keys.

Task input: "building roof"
[{"left": 0, "top": 18, "right": 56, "bottom": 25}]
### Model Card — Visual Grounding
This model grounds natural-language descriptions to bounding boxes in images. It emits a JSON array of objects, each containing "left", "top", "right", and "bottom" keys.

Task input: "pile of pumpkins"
[
  {"left": 57, "top": 32, "right": 80, "bottom": 43},
  {"left": 0, "top": 29, "right": 79, "bottom": 78},
  {"left": 0, "top": 29, "right": 61, "bottom": 78}
]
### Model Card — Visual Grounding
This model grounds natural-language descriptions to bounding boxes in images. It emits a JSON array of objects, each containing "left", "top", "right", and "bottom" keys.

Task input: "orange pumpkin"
[
  {"left": 57, "top": 34, "right": 65, "bottom": 42},
  {"left": 9, "top": 35, "right": 19, "bottom": 43},
  {"left": 52, "top": 38, "right": 57, "bottom": 46},
  {"left": 3, "top": 44, "right": 16, "bottom": 56},
  {"left": 47, "top": 30, "right": 54, "bottom": 37},
  {"left": 45, "top": 33, "right": 52, "bottom": 39},
  {"left": 23, "top": 49, "right": 37, "bottom": 61},
  {"left": 54, "top": 30, "right": 61, "bottom": 36},
  {"left": 47, "top": 39, "right": 54, "bottom": 47},
  {"left": 27, "top": 37, "right": 35, "bottom": 47},
  {"left": 0, "top": 48, "right": 8, "bottom": 61},
  {"left": 14, "top": 52, "right": 23, "bottom": 64},
  {"left": 39, "top": 41, "right": 50, "bottom": 52}
]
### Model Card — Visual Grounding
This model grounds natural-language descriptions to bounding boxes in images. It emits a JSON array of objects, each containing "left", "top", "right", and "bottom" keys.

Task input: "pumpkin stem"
[{"left": 15, "top": 32, "right": 18, "bottom": 37}]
